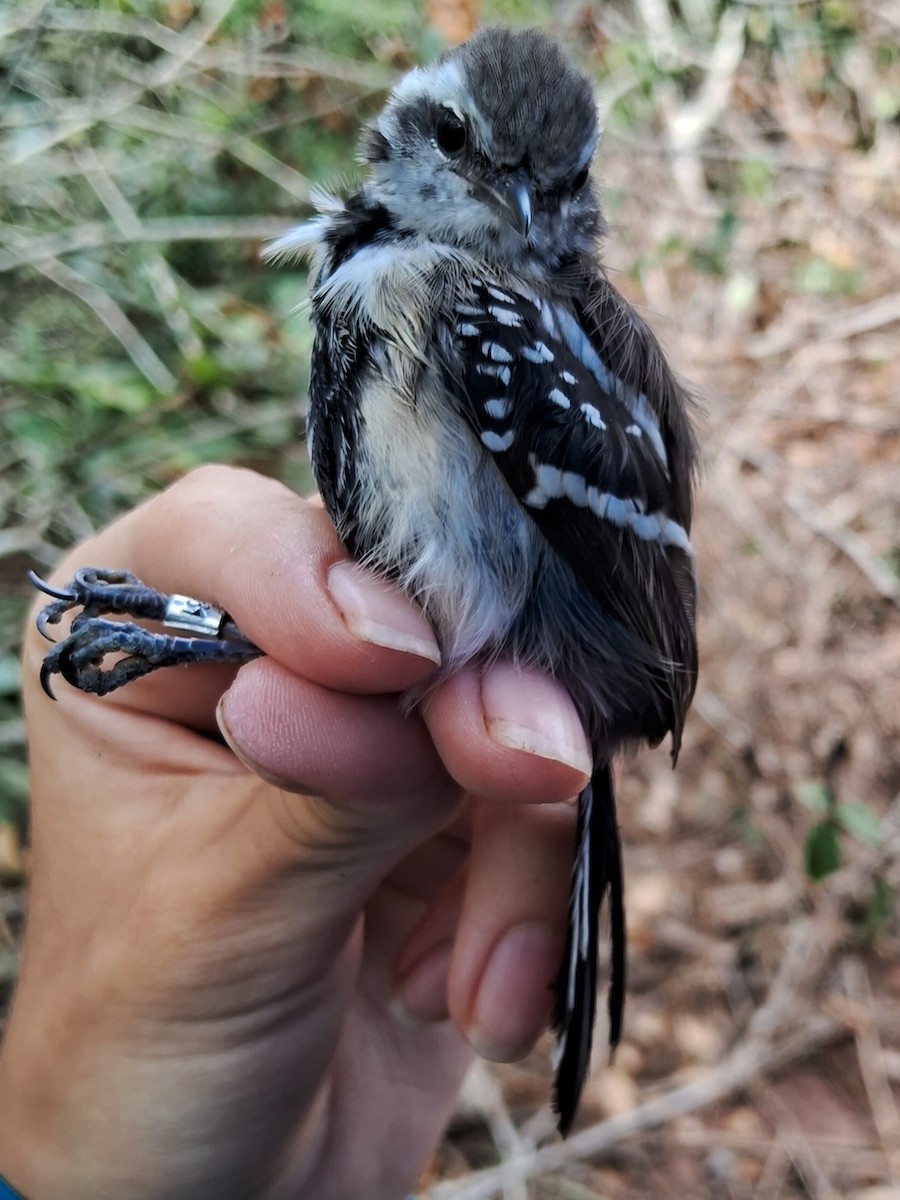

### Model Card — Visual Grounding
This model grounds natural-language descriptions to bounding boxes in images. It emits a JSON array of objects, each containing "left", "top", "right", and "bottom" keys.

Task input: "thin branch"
[
  {"left": 842, "top": 958, "right": 900, "bottom": 1185},
  {"left": 745, "top": 292, "right": 900, "bottom": 359},
  {"left": 76, "top": 145, "right": 203, "bottom": 361},
  {"left": 3, "top": 0, "right": 237, "bottom": 166},
  {"left": 0, "top": 216, "right": 296, "bottom": 275},
  {"left": 738, "top": 444, "right": 900, "bottom": 605},
  {"left": 33, "top": 257, "right": 177, "bottom": 393}
]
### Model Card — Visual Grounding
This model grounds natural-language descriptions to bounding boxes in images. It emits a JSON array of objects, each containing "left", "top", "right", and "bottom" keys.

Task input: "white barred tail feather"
[{"left": 551, "top": 764, "right": 625, "bottom": 1136}]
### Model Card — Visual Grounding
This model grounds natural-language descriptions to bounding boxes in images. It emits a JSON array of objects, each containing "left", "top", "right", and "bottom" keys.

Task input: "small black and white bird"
[
  {"left": 266, "top": 26, "right": 699, "bottom": 1133},
  {"left": 33, "top": 26, "right": 698, "bottom": 1135}
]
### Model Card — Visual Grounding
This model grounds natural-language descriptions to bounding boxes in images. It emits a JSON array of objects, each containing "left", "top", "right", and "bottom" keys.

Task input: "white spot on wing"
[
  {"left": 561, "top": 371, "right": 577, "bottom": 385},
  {"left": 481, "top": 429, "right": 515, "bottom": 453},
  {"left": 625, "top": 423, "right": 643, "bottom": 437},
  {"left": 580, "top": 403, "right": 606, "bottom": 430},
  {"left": 563, "top": 471, "right": 588, "bottom": 507},
  {"left": 549, "top": 388, "right": 570, "bottom": 409},
  {"left": 521, "top": 341, "right": 554, "bottom": 364},
  {"left": 484, "top": 398, "right": 510, "bottom": 419},
  {"left": 488, "top": 305, "right": 522, "bottom": 327},
  {"left": 476, "top": 363, "right": 512, "bottom": 385},
  {"left": 581, "top": 485, "right": 693, "bottom": 549},
  {"left": 626, "top": 393, "right": 668, "bottom": 465},
  {"left": 548, "top": 303, "right": 670, "bottom": 470},
  {"left": 486, "top": 283, "right": 516, "bottom": 304},
  {"left": 458, "top": 323, "right": 479, "bottom": 337},
  {"left": 535, "top": 463, "right": 564, "bottom": 498},
  {"left": 482, "top": 341, "right": 513, "bottom": 363}
]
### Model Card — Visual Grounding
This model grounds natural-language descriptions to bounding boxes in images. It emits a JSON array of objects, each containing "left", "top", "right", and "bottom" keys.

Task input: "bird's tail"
[{"left": 551, "top": 762, "right": 625, "bottom": 1136}]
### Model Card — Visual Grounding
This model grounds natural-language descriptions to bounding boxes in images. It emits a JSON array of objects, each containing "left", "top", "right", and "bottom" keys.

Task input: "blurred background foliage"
[{"left": 1, "top": 3, "right": 899, "bottom": 1194}]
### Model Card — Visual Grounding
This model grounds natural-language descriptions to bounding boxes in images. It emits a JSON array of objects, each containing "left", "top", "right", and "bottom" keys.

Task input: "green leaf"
[
  {"left": 793, "top": 257, "right": 863, "bottom": 297},
  {"left": 836, "top": 802, "right": 882, "bottom": 846},
  {"left": 796, "top": 780, "right": 831, "bottom": 815},
  {"left": 76, "top": 365, "right": 159, "bottom": 415},
  {"left": 804, "top": 821, "right": 842, "bottom": 881}
]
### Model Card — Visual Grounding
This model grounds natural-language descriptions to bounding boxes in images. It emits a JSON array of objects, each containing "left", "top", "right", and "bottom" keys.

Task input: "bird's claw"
[{"left": 31, "top": 567, "right": 262, "bottom": 699}]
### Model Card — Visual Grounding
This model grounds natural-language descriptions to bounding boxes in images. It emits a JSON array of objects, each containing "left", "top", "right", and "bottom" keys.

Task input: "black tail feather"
[{"left": 551, "top": 763, "right": 626, "bottom": 1136}]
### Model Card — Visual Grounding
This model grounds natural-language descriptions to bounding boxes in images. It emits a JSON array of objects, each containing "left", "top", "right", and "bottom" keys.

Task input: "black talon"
[
  {"left": 39, "top": 661, "right": 58, "bottom": 701},
  {"left": 28, "top": 571, "right": 78, "bottom": 603}
]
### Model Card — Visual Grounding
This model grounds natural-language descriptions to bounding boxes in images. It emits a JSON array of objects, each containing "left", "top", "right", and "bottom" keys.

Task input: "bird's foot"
[{"left": 30, "top": 567, "right": 262, "bottom": 699}]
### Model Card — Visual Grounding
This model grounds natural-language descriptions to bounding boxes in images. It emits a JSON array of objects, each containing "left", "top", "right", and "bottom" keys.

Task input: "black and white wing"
[
  {"left": 446, "top": 274, "right": 698, "bottom": 752},
  {"left": 443, "top": 273, "right": 698, "bottom": 1133}
]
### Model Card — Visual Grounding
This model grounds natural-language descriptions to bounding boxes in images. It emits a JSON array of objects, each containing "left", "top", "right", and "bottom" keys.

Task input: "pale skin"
[{"left": 0, "top": 465, "right": 593, "bottom": 1200}]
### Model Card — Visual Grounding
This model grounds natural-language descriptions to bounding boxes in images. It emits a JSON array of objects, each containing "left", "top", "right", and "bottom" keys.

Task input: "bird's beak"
[{"left": 475, "top": 168, "right": 534, "bottom": 237}]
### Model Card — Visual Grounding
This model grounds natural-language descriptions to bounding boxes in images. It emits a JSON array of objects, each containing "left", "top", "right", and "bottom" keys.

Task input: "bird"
[
  {"left": 32, "top": 25, "right": 698, "bottom": 1135},
  {"left": 264, "top": 25, "right": 699, "bottom": 1134}
]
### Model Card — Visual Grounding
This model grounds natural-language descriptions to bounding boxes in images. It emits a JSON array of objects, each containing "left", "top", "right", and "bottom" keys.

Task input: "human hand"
[{"left": 0, "top": 466, "right": 590, "bottom": 1200}]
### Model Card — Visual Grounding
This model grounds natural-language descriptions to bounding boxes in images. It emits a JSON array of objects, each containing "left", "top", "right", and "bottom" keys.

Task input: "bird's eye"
[
  {"left": 435, "top": 109, "right": 467, "bottom": 156},
  {"left": 572, "top": 166, "right": 590, "bottom": 192}
]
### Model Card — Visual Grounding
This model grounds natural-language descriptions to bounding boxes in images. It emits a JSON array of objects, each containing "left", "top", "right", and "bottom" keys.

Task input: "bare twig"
[
  {"left": 457, "top": 1064, "right": 532, "bottom": 1200},
  {"left": 33, "top": 257, "right": 177, "bottom": 393},
  {"left": 754, "top": 1081, "right": 839, "bottom": 1200},
  {"left": 745, "top": 293, "right": 900, "bottom": 359},
  {"left": 76, "top": 146, "right": 203, "bottom": 361},
  {"left": 3, "top": 0, "right": 237, "bottom": 166},
  {"left": 737, "top": 444, "right": 900, "bottom": 605},
  {"left": 664, "top": 9, "right": 746, "bottom": 204},
  {"left": 0, "top": 216, "right": 295, "bottom": 275},
  {"left": 841, "top": 958, "right": 900, "bottom": 1186}
]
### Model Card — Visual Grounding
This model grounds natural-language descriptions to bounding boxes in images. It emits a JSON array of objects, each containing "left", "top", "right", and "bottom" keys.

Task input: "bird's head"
[{"left": 361, "top": 27, "right": 604, "bottom": 271}]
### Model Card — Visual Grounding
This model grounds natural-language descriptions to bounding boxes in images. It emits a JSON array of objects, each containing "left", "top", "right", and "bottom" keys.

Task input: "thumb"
[{"left": 216, "top": 657, "right": 462, "bottom": 929}]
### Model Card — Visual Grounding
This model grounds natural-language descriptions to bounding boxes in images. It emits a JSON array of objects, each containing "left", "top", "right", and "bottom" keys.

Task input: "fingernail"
[
  {"left": 468, "top": 923, "right": 561, "bottom": 1061},
  {"left": 391, "top": 941, "right": 453, "bottom": 1026},
  {"left": 327, "top": 562, "right": 441, "bottom": 664},
  {"left": 481, "top": 663, "right": 592, "bottom": 777}
]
